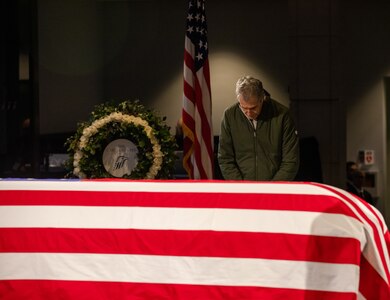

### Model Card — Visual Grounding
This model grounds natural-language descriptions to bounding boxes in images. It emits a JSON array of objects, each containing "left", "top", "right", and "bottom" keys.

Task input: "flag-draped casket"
[{"left": 0, "top": 179, "right": 389, "bottom": 299}]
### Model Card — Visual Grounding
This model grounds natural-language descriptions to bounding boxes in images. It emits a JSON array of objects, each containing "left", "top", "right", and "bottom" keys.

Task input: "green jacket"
[{"left": 218, "top": 99, "right": 299, "bottom": 181}]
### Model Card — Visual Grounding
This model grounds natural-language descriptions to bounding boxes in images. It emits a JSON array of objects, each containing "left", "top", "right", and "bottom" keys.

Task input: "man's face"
[{"left": 238, "top": 95, "right": 263, "bottom": 119}]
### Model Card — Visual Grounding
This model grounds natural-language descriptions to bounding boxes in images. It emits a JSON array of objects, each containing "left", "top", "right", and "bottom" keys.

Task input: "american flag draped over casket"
[{"left": 0, "top": 179, "right": 389, "bottom": 299}]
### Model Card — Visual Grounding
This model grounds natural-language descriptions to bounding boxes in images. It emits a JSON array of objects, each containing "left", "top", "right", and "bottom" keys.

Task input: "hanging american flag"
[
  {"left": 1, "top": 179, "right": 390, "bottom": 299},
  {"left": 182, "top": 0, "right": 213, "bottom": 179}
]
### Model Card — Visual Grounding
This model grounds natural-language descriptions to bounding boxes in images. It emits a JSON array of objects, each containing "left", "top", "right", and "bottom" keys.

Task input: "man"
[
  {"left": 346, "top": 163, "right": 375, "bottom": 206},
  {"left": 218, "top": 76, "right": 299, "bottom": 181}
]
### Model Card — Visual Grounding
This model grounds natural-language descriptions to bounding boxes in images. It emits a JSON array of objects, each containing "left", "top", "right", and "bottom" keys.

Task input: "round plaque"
[{"left": 102, "top": 139, "right": 139, "bottom": 177}]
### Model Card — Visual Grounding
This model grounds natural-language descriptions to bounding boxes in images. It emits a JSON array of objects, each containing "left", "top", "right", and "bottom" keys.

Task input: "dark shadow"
[{"left": 295, "top": 136, "right": 323, "bottom": 183}]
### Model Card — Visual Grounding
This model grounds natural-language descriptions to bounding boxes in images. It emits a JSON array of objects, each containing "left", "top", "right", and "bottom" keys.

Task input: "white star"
[
  {"left": 195, "top": 13, "right": 200, "bottom": 21},
  {"left": 196, "top": 52, "right": 203, "bottom": 60},
  {"left": 197, "top": 0, "right": 201, "bottom": 8},
  {"left": 187, "top": 14, "right": 193, "bottom": 21},
  {"left": 199, "top": 40, "right": 203, "bottom": 48},
  {"left": 187, "top": 26, "right": 194, "bottom": 34}
]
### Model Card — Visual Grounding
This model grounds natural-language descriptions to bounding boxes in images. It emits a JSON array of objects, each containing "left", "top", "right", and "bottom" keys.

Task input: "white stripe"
[
  {"left": 0, "top": 206, "right": 366, "bottom": 241},
  {"left": 182, "top": 94, "right": 195, "bottom": 117},
  {"left": 193, "top": 102, "right": 202, "bottom": 178},
  {"left": 184, "top": 36, "right": 194, "bottom": 58},
  {"left": 195, "top": 67, "right": 213, "bottom": 178},
  {"left": 358, "top": 291, "right": 367, "bottom": 300},
  {"left": 0, "top": 178, "right": 337, "bottom": 196},
  {"left": 183, "top": 63, "right": 194, "bottom": 89},
  {"left": 197, "top": 67, "right": 212, "bottom": 126},
  {"left": 0, "top": 252, "right": 359, "bottom": 293},
  {"left": 0, "top": 180, "right": 301, "bottom": 194},
  {"left": 331, "top": 186, "right": 390, "bottom": 284}
]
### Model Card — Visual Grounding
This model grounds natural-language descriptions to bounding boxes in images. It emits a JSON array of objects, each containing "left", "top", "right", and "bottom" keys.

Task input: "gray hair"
[{"left": 235, "top": 76, "right": 264, "bottom": 100}]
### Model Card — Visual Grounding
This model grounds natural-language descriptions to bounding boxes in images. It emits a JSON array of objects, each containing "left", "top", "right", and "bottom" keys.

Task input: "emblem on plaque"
[{"left": 102, "top": 139, "right": 138, "bottom": 177}]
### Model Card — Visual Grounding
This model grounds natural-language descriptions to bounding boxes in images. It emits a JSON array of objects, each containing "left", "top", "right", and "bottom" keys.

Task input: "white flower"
[
  {"left": 73, "top": 167, "right": 80, "bottom": 175},
  {"left": 80, "top": 136, "right": 87, "bottom": 143},
  {"left": 74, "top": 151, "right": 82, "bottom": 161}
]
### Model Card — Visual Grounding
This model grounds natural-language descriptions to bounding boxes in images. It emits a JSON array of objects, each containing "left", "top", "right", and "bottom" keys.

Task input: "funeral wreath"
[{"left": 65, "top": 100, "right": 177, "bottom": 179}]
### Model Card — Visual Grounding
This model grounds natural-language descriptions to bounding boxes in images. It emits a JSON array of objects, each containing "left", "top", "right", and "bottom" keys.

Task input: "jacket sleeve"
[
  {"left": 218, "top": 110, "right": 243, "bottom": 180},
  {"left": 272, "top": 112, "right": 300, "bottom": 181}
]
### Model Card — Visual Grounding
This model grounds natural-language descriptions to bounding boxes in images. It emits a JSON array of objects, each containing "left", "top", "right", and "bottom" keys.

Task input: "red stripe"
[
  {"left": 385, "top": 230, "right": 390, "bottom": 259},
  {"left": 0, "top": 228, "right": 360, "bottom": 264},
  {"left": 195, "top": 65, "right": 212, "bottom": 152},
  {"left": 182, "top": 109, "right": 195, "bottom": 130},
  {"left": 183, "top": 79, "right": 195, "bottom": 106},
  {"left": 192, "top": 133, "right": 207, "bottom": 178},
  {"left": 183, "top": 49, "right": 196, "bottom": 179},
  {"left": 0, "top": 279, "right": 357, "bottom": 300},
  {"left": 183, "top": 49, "right": 194, "bottom": 71},
  {"left": 183, "top": 36, "right": 213, "bottom": 179},
  {"left": 194, "top": 70, "right": 213, "bottom": 178},
  {"left": 359, "top": 254, "right": 390, "bottom": 299},
  {"left": 314, "top": 183, "right": 390, "bottom": 283},
  {"left": 0, "top": 189, "right": 360, "bottom": 215}
]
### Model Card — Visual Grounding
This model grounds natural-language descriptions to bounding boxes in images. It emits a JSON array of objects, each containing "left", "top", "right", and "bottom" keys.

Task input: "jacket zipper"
[{"left": 251, "top": 120, "right": 258, "bottom": 180}]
